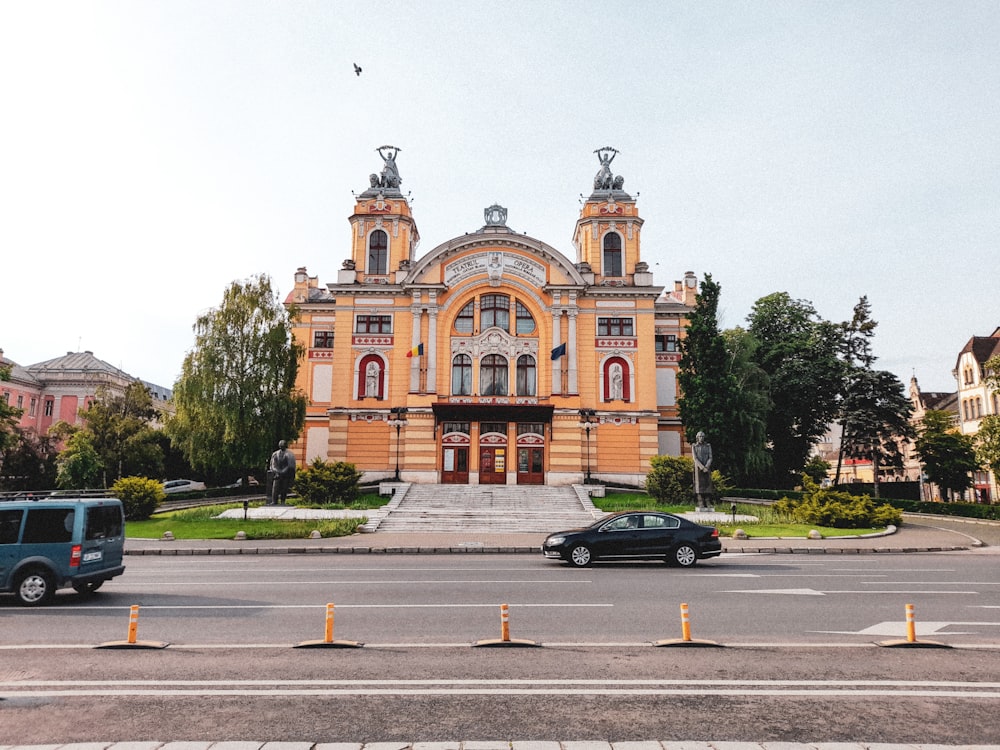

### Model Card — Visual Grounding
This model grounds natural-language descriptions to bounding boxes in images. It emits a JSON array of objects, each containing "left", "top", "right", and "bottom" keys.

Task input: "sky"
[{"left": 2, "top": 1, "right": 998, "bottom": 394}]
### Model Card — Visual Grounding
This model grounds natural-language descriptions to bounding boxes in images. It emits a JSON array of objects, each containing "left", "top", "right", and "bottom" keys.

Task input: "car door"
[
  {"left": 639, "top": 513, "right": 681, "bottom": 554},
  {"left": 0, "top": 508, "right": 25, "bottom": 588},
  {"left": 594, "top": 514, "right": 644, "bottom": 558},
  {"left": 78, "top": 503, "right": 125, "bottom": 576}
]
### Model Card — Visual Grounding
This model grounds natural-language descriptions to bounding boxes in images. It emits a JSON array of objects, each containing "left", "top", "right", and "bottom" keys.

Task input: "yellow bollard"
[
  {"left": 95, "top": 604, "right": 169, "bottom": 649},
  {"left": 500, "top": 603, "right": 510, "bottom": 642},
  {"left": 905, "top": 603, "right": 916, "bottom": 643},
  {"left": 680, "top": 602, "right": 692, "bottom": 642},
  {"left": 127, "top": 604, "right": 140, "bottom": 644},
  {"left": 876, "top": 601, "right": 949, "bottom": 648},
  {"left": 324, "top": 603, "right": 335, "bottom": 643},
  {"left": 654, "top": 602, "right": 720, "bottom": 647},
  {"left": 294, "top": 602, "right": 362, "bottom": 648}
]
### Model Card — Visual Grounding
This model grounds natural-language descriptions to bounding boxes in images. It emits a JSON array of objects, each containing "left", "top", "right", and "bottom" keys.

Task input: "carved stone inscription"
[{"left": 444, "top": 252, "right": 546, "bottom": 287}]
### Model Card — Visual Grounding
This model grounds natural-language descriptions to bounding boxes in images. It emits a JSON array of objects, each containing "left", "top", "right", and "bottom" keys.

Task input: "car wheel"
[
  {"left": 669, "top": 543, "right": 698, "bottom": 568},
  {"left": 16, "top": 568, "right": 55, "bottom": 607},
  {"left": 568, "top": 545, "right": 593, "bottom": 567},
  {"left": 72, "top": 580, "right": 104, "bottom": 595}
]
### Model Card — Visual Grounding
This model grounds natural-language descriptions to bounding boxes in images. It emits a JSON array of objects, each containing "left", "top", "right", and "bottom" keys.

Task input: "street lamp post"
[
  {"left": 578, "top": 408, "right": 596, "bottom": 484},
  {"left": 387, "top": 407, "right": 408, "bottom": 481}
]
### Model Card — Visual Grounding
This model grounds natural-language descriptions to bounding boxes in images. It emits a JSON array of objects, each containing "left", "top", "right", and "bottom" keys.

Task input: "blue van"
[{"left": 0, "top": 496, "right": 126, "bottom": 606}]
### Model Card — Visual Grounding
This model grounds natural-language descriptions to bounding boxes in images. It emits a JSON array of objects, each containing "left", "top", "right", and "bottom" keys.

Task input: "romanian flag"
[
  {"left": 406, "top": 342, "right": 424, "bottom": 358},
  {"left": 550, "top": 342, "right": 567, "bottom": 360}
]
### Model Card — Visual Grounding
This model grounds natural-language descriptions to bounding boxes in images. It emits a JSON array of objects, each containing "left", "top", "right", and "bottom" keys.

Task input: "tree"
[
  {"left": 974, "top": 414, "right": 1000, "bottom": 487},
  {"left": 834, "top": 296, "right": 877, "bottom": 484},
  {"left": 0, "top": 363, "right": 23, "bottom": 456},
  {"left": 915, "top": 409, "right": 978, "bottom": 501},
  {"left": 81, "top": 382, "right": 164, "bottom": 485},
  {"left": 721, "top": 327, "right": 772, "bottom": 483},
  {"left": 168, "top": 274, "right": 307, "bottom": 483},
  {"left": 839, "top": 368, "right": 914, "bottom": 496},
  {"left": 747, "top": 293, "right": 845, "bottom": 488},
  {"left": 56, "top": 431, "right": 103, "bottom": 489},
  {"left": 677, "top": 275, "right": 745, "bottom": 482},
  {"left": 0, "top": 427, "right": 59, "bottom": 490}
]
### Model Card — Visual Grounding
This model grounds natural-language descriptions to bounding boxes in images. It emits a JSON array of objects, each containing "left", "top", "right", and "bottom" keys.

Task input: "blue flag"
[{"left": 550, "top": 342, "right": 567, "bottom": 360}]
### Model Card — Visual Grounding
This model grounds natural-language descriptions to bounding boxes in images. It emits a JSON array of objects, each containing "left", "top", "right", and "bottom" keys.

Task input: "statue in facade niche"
[
  {"left": 593, "top": 146, "right": 625, "bottom": 191},
  {"left": 370, "top": 145, "right": 402, "bottom": 189}
]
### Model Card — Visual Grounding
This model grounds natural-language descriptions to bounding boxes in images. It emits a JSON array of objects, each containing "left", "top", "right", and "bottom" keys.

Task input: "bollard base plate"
[
  {"left": 473, "top": 638, "right": 540, "bottom": 647},
  {"left": 654, "top": 638, "right": 722, "bottom": 647},
  {"left": 295, "top": 639, "right": 363, "bottom": 648},
  {"left": 875, "top": 639, "right": 950, "bottom": 648},
  {"left": 96, "top": 640, "right": 170, "bottom": 649}
]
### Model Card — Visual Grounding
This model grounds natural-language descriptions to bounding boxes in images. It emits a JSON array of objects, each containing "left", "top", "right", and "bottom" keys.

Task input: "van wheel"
[
  {"left": 16, "top": 569, "right": 55, "bottom": 606},
  {"left": 72, "top": 581, "right": 104, "bottom": 595}
]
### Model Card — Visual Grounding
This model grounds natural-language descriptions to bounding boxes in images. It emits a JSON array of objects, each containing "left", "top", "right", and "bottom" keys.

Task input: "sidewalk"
[
  {"left": 6, "top": 743, "right": 1000, "bottom": 750},
  {"left": 125, "top": 518, "right": 985, "bottom": 556}
]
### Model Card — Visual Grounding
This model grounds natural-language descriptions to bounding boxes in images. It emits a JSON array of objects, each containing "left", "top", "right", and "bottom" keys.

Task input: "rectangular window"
[
  {"left": 313, "top": 331, "right": 335, "bottom": 348},
  {"left": 355, "top": 315, "right": 392, "bottom": 333},
  {"left": 85, "top": 505, "right": 123, "bottom": 540},
  {"left": 43, "top": 399, "right": 54, "bottom": 417},
  {"left": 17, "top": 394, "right": 23, "bottom": 409},
  {"left": 0, "top": 509, "right": 24, "bottom": 545},
  {"left": 598, "top": 317, "right": 634, "bottom": 336},
  {"left": 480, "top": 422, "right": 507, "bottom": 436},
  {"left": 29, "top": 398, "right": 36, "bottom": 416},
  {"left": 1, "top": 391, "right": 8, "bottom": 404},
  {"left": 655, "top": 334, "right": 678, "bottom": 352},
  {"left": 22, "top": 508, "right": 74, "bottom": 543},
  {"left": 441, "top": 421, "right": 470, "bottom": 435}
]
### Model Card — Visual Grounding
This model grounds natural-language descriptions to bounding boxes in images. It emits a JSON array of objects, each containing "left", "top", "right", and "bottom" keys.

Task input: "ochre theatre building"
[{"left": 287, "top": 147, "right": 697, "bottom": 487}]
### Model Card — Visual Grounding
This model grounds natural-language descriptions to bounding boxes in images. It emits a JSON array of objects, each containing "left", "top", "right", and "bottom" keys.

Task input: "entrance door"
[
  {"left": 517, "top": 447, "right": 544, "bottom": 484},
  {"left": 442, "top": 447, "right": 469, "bottom": 484},
  {"left": 479, "top": 447, "right": 507, "bottom": 484}
]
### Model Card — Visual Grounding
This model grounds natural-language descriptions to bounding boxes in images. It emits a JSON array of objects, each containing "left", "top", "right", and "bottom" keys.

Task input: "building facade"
[
  {"left": 0, "top": 349, "right": 173, "bottom": 437},
  {"left": 286, "top": 147, "right": 697, "bottom": 486},
  {"left": 954, "top": 328, "right": 1000, "bottom": 503}
]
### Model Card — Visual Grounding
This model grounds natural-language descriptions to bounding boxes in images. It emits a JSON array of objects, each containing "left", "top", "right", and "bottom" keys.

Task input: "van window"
[
  {"left": 0, "top": 509, "right": 23, "bottom": 544},
  {"left": 22, "top": 508, "right": 75, "bottom": 543},
  {"left": 86, "top": 505, "right": 123, "bottom": 540}
]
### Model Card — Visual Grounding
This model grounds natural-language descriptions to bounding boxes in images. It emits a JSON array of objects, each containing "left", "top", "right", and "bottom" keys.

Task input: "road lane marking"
[
  {"left": 723, "top": 589, "right": 978, "bottom": 595},
  {"left": 1, "top": 603, "right": 615, "bottom": 611}
]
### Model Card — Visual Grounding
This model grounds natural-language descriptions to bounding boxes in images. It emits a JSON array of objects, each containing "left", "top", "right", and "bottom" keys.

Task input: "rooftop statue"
[
  {"left": 370, "top": 145, "right": 402, "bottom": 189},
  {"left": 593, "top": 146, "right": 625, "bottom": 192}
]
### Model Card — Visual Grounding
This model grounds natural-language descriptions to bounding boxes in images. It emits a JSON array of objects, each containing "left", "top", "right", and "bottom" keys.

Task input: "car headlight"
[{"left": 546, "top": 536, "right": 566, "bottom": 546}]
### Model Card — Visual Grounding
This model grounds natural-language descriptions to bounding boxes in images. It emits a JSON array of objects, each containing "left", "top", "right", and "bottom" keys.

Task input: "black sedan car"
[{"left": 542, "top": 511, "right": 722, "bottom": 567}]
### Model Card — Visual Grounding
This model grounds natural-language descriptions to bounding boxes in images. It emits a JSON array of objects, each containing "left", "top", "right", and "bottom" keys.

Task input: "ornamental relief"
[{"left": 450, "top": 327, "right": 538, "bottom": 359}]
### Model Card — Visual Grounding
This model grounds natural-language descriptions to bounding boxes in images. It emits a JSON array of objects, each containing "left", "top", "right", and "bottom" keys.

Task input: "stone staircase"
[{"left": 368, "top": 484, "right": 602, "bottom": 533}]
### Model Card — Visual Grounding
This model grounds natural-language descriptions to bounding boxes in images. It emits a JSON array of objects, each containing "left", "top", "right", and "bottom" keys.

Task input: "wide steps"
[{"left": 373, "top": 484, "right": 599, "bottom": 533}]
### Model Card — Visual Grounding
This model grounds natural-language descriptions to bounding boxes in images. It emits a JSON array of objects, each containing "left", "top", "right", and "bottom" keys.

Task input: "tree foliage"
[
  {"left": 974, "top": 414, "right": 1000, "bottom": 481},
  {"left": 168, "top": 274, "right": 307, "bottom": 481},
  {"left": 773, "top": 475, "right": 902, "bottom": 528},
  {"left": 56, "top": 431, "right": 103, "bottom": 489},
  {"left": 81, "top": 382, "right": 164, "bottom": 485},
  {"left": 0, "top": 364, "right": 23, "bottom": 455},
  {"left": 915, "top": 409, "right": 979, "bottom": 500},
  {"left": 677, "top": 275, "right": 749, "bottom": 482},
  {"left": 747, "top": 293, "right": 845, "bottom": 488}
]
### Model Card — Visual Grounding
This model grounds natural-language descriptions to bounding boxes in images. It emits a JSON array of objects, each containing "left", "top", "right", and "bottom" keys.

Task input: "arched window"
[
  {"left": 602, "top": 232, "right": 623, "bottom": 276},
  {"left": 481, "top": 294, "right": 510, "bottom": 331},
  {"left": 480, "top": 354, "right": 508, "bottom": 396},
  {"left": 452, "top": 354, "right": 472, "bottom": 395},
  {"left": 454, "top": 300, "right": 475, "bottom": 334},
  {"left": 368, "top": 229, "right": 388, "bottom": 275},
  {"left": 603, "top": 356, "right": 630, "bottom": 402},
  {"left": 516, "top": 355, "right": 536, "bottom": 397},
  {"left": 358, "top": 354, "right": 384, "bottom": 399},
  {"left": 515, "top": 301, "right": 535, "bottom": 334}
]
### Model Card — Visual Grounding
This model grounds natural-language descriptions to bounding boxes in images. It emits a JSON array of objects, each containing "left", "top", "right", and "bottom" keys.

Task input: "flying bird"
[{"left": 353, "top": 63, "right": 362, "bottom": 76}]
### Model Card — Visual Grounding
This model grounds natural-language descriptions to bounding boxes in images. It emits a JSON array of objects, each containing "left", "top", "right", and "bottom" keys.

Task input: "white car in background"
[{"left": 161, "top": 479, "right": 207, "bottom": 495}]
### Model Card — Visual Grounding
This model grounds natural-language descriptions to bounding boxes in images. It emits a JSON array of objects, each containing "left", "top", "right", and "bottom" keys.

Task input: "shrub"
[
  {"left": 773, "top": 475, "right": 902, "bottom": 528},
  {"left": 113, "top": 476, "right": 165, "bottom": 520},
  {"left": 293, "top": 459, "right": 362, "bottom": 505},
  {"left": 646, "top": 455, "right": 731, "bottom": 506}
]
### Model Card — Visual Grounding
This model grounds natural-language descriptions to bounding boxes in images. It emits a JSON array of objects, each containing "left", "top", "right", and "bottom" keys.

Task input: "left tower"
[{"left": 289, "top": 146, "right": 420, "bottom": 474}]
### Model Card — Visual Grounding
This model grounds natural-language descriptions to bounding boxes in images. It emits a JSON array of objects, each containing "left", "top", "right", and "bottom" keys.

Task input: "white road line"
[
  {"left": 116, "top": 579, "right": 593, "bottom": 586},
  {"left": 8, "top": 678, "right": 1000, "bottom": 687},
  {"left": 2, "top": 603, "right": 615, "bottom": 611}
]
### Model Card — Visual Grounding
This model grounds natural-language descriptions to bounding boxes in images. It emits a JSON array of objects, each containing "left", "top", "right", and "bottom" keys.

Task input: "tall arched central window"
[
  {"left": 452, "top": 354, "right": 472, "bottom": 395},
  {"left": 602, "top": 232, "right": 623, "bottom": 276},
  {"left": 481, "top": 294, "right": 510, "bottom": 331},
  {"left": 368, "top": 229, "right": 388, "bottom": 275},
  {"left": 480, "top": 354, "right": 508, "bottom": 396}
]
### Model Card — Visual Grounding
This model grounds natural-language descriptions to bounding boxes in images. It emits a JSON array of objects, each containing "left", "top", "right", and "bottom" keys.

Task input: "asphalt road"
[{"left": 3, "top": 549, "right": 1000, "bottom": 745}]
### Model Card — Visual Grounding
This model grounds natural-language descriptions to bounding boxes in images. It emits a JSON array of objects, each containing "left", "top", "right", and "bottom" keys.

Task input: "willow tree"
[{"left": 168, "top": 274, "right": 307, "bottom": 484}]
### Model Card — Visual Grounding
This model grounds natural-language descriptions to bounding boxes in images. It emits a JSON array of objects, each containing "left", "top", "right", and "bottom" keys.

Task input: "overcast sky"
[{"left": 2, "top": 1, "right": 997, "bottom": 394}]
